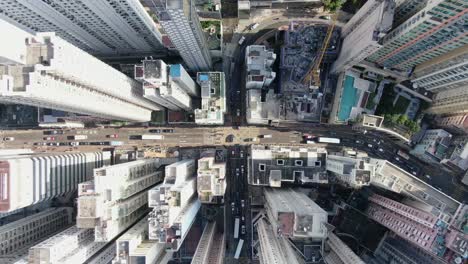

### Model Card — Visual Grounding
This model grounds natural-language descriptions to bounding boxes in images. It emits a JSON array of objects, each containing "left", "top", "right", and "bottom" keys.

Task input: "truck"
[
  {"left": 317, "top": 137, "right": 340, "bottom": 144},
  {"left": 397, "top": 150, "right": 410, "bottom": 160},
  {"left": 68, "top": 135, "right": 87, "bottom": 140},
  {"left": 234, "top": 239, "right": 244, "bottom": 260},
  {"left": 141, "top": 134, "right": 164, "bottom": 140},
  {"left": 234, "top": 218, "right": 240, "bottom": 239},
  {"left": 258, "top": 134, "right": 272, "bottom": 138},
  {"left": 250, "top": 23, "right": 259, "bottom": 30},
  {"left": 109, "top": 141, "right": 124, "bottom": 146}
]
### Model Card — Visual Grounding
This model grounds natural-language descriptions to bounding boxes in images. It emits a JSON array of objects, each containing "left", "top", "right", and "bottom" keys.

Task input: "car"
[
  {"left": 355, "top": 140, "right": 362, "bottom": 144},
  {"left": 412, "top": 171, "right": 417, "bottom": 176},
  {"left": 241, "top": 200, "right": 245, "bottom": 208},
  {"left": 238, "top": 36, "right": 246, "bottom": 45},
  {"left": 241, "top": 225, "right": 246, "bottom": 235},
  {"left": 240, "top": 151, "right": 244, "bottom": 158},
  {"left": 43, "top": 136, "right": 56, "bottom": 141},
  {"left": 236, "top": 109, "right": 241, "bottom": 116},
  {"left": 149, "top": 129, "right": 161, "bottom": 133},
  {"left": 249, "top": 23, "right": 259, "bottom": 30},
  {"left": 232, "top": 150, "right": 235, "bottom": 155},
  {"left": 47, "top": 142, "right": 60, "bottom": 146},
  {"left": 395, "top": 157, "right": 401, "bottom": 161},
  {"left": 273, "top": 17, "right": 280, "bottom": 20},
  {"left": 231, "top": 202, "right": 235, "bottom": 212},
  {"left": 425, "top": 175, "right": 432, "bottom": 180},
  {"left": 319, "top": 15, "right": 331, "bottom": 20},
  {"left": 162, "top": 129, "right": 174, "bottom": 133},
  {"left": 43, "top": 130, "right": 64, "bottom": 135},
  {"left": 378, "top": 148, "right": 384, "bottom": 152},
  {"left": 3, "top": 137, "right": 15, "bottom": 141},
  {"left": 368, "top": 144, "right": 373, "bottom": 148},
  {"left": 71, "top": 142, "right": 80, "bottom": 146},
  {"left": 241, "top": 216, "right": 245, "bottom": 221},
  {"left": 236, "top": 168, "right": 240, "bottom": 172},
  {"left": 106, "top": 134, "right": 118, "bottom": 138},
  {"left": 34, "top": 142, "right": 47, "bottom": 146}
]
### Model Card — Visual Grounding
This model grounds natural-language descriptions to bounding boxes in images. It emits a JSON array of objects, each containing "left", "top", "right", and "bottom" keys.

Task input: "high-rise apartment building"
[
  {"left": 331, "top": 0, "right": 394, "bottom": 73},
  {"left": 142, "top": 0, "right": 212, "bottom": 72},
  {"left": 245, "top": 45, "right": 277, "bottom": 89},
  {"left": 28, "top": 226, "right": 109, "bottom": 264},
  {"left": 191, "top": 222, "right": 225, "bottom": 264},
  {"left": 426, "top": 86, "right": 468, "bottom": 115},
  {"left": 148, "top": 159, "right": 201, "bottom": 251},
  {"left": 76, "top": 159, "right": 170, "bottom": 242},
  {"left": 135, "top": 59, "right": 195, "bottom": 111},
  {"left": 0, "top": 0, "right": 164, "bottom": 55},
  {"left": 410, "top": 129, "right": 452, "bottom": 163},
  {"left": 326, "top": 155, "right": 375, "bottom": 188},
  {"left": 0, "top": 208, "right": 72, "bottom": 258},
  {"left": 366, "top": 0, "right": 467, "bottom": 71},
  {"left": 0, "top": 151, "right": 110, "bottom": 212},
  {"left": 323, "top": 232, "right": 366, "bottom": 264},
  {"left": 0, "top": 22, "right": 162, "bottom": 122},
  {"left": 197, "top": 151, "right": 226, "bottom": 204},
  {"left": 411, "top": 46, "right": 468, "bottom": 92},
  {"left": 195, "top": 72, "right": 226, "bottom": 125},
  {"left": 264, "top": 188, "right": 328, "bottom": 239}
]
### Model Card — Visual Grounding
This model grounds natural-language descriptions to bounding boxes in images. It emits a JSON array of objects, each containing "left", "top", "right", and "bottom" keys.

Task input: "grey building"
[
  {"left": 0, "top": 0, "right": 164, "bottom": 56},
  {"left": 142, "top": 0, "right": 212, "bottom": 72}
]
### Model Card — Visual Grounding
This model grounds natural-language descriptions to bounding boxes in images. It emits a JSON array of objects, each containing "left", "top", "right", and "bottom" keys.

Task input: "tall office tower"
[
  {"left": 113, "top": 216, "right": 172, "bottom": 264},
  {"left": 365, "top": 0, "right": 467, "bottom": 71},
  {"left": 195, "top": 72, "right": 226, "bottom": 125},
  {"left": 28, "top": 226, "right": 109, "bottom": 264},
  {"left": 367, "top": 194, "right": 467, "bottom": 261},
  {"left": 191, "top": 222, "right": 225, "bottom": 264},
  {"left": 0, "top": 208, "right": 72, "bottom": 259},
  {"left": 323, "top": 232, "right": 366, "bottom": 264},
  {"left": 0, "top": 22, "right": 162, "bottom": 122},
  {"left": 0, "top": 0, "right": 164, "bottom": 55},
  {"left": 76, "top": 159, "right": 169, "bottom": 242},
  {"left": 197, "top": 151, "right": 226, "bottom": 204},
  {"left": 245, "top": 45, "right": 276, "bottom": 89},
  {"left": 426, "top": 86, "right": 468, "bottom": 115},
  {"left": 326, "top": 155, "right": 375, "bottom": 188},
  {"left": 142, "top": 0, "right": 212, "bottom": 72},
  {"left": 264, "top": 188, "right": 328, "bottom": 239},
  {"left": 369, "top": 158, "right": 461, "bottom": 221},
  {"left": 148, "top": 159, "right": 201, "bottom": 251},
  {"left": 254, "top": 218, "right": 302, "bottom": 264},
  {"left": 0, "top": 151, "right": 110, "bottom": 212},
  {"left": 135, "top": 59, "right": 193, "bottom": 111},
  {"left": 331, "top": 0, "right": 394, "bottom": 73},
  {"left": 411, "top": 46, "right": 468, "bottom": 92},
  {"left": 249, "top": 145, "right": 328, "bottom": 187}
]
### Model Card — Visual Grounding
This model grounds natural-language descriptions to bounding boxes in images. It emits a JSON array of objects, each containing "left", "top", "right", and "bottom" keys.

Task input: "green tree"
[
  {"left": 322, "top": 0, "right": 344, "bottom": 11},
  {"left": 397, "top": 114, "right": 408, "bottom": 125}
]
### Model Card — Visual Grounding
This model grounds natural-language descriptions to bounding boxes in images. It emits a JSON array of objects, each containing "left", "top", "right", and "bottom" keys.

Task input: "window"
[
  {"left": 276, "top": 159, "right": 284, "bottom": 166},
  {"left": 295, "top": 160, "right": 303, "bottom": 166},
  {"left": 259, "top": 164, "right": 266, "bottom": 171}
]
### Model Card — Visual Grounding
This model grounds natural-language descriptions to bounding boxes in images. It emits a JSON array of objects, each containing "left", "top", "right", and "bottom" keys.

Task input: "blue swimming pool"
[{"left": 338, "top": 75, "right": 358, "bottom": 121}]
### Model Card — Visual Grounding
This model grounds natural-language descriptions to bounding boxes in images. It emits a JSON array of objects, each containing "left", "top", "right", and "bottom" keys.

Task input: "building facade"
[
  {"left": 0, "top": 23, "right": 161, "bottom": 122},
  {"left": 135, "top": 59, "right": 194, "bottom": 111},
  {"left": 410, "top": 129, "right": 452, "bottom": 163},
  {"left": 191, "top": 222, "right": 225, "bottom": 264},
  {"left": 366, "top": 0, "right": 467, "bottom": 71},
  {"left": 426, "top": 86, "right": 468, "bottom": 115},
  {"left": 0, "top": 0, "right": 164, "bottom": 55},
  {"left": 264, "top": 188, "right": 328, "bottom": 239},
  {"left": 411, "top": 46, "right": 468, "bottom": 93},
  {"left": 197, "top": 152, "right": 226, "bottom": 204},
  {"left": 0, "top": 208, "right": 72, "bottom": 257},
  {"left": 77, "top": 159, "right": 170, "bottom": 242},
  {"left": 143, "top": 0, "right": 212, "bottom": 72},
  {"left": 147, "top": 160, "right": 201, "bottom": 251},
  {"left": 331, "top": 0, "right": 394, "bottom": 73},
  {"left": 326, "top": 155, "right": 374, "bottom": 188},
  {"left": 0, "top": 151, "right": 110, "bottom": 212},
  {"left": 195, "top": 72, "right": 226, "bottom": 125},
  {"left": 323, "top": 232, "right": 366, "bottom": 264},
  {"left": 245, "top": 46, "right": 277, "bottom": 89}
]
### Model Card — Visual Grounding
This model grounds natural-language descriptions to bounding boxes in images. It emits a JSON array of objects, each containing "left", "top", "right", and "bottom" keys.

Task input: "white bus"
[
  {"left": 141, "top": 134, "right": 164, "bottom": 140},
  {"left": 234, "top": 239, "right": 244, "bottom": 260},
  {"left": 234, "top": 218, "right": 240, "bottom": 239},
  {"left": 317, "top": 137, "right": 340, "bottom": 144}
]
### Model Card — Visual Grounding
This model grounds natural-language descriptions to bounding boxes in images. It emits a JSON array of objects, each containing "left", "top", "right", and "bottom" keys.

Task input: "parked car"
[
  {"left": 43, "top": 130, "right": 64, "bottom": 135},
  {"left": 149, "top": 129, "right": 161, "bottom": 133},
  {"left": 43, "top": 136, "right": 56, "bottom": 141},
  {"left": 106, "top": 134, "right": 118, "bottom": 138},
  {"left": 3, "top": 137, "right": 15, "bottom": 141},
  {"left": 162, "top": 129, "right": 174, "bottom": 133}
]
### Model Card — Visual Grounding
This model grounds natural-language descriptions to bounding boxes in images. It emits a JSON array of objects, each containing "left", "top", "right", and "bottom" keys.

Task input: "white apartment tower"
[
  {"left": 135, "top": 59, "right": 195, "bottom": 111},
  {"left": 0, "top": 21, "right": 162, "bottom": 122},
  {"left": 197, "top": 152, "right": 226, "bottom": 204},
  {"left": 331, "top": 0, "right": 394, "bottom": 73},
  {"left": 195, "top": 72, "right": 227, "bottom": 125},
  {"left": 0, "top": 0, "right": 164, "bottom": 55},
  {"left": 148, "top": 159, "right": 201, "bottom": 251},
  {"left": 0, "top": 208, "right": 73, "bottom": 257},
  {"left": 143, "top": 0, "right": 212, "bottom": 72},
  {"left": 76, "top": 159, "right": 170, "bottom": 242},
  {"left": 326, "top": 155, "right": 375, "bottom": 188},
  {"left": 0, "top": 151, "right": 110, "bottom": 212}
]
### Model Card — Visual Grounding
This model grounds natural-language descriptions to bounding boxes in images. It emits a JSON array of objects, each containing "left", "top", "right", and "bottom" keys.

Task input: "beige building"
[{"left": 197, "top": 152, "right": 226, "bottom": 204}]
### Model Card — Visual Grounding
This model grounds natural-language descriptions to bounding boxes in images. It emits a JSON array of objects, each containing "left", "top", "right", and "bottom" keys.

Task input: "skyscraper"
[
  {"left": 331, "top": 0, "right": 394, "bottom": 73},
  {"left": 0, "top": 151, "right": 110, "bottom": 212},
  {"left": 426, "top": 86, "right": 468, "bottom": 115},
  {"left": 142, "top": 0, "right": 212, "bottom": 72},
  {"left": 0, "top": 0, "right": 164, "bottom": 55},
  {"left": 0, "top": 21, "right": 162, "bottom": 122},
  {"left": 366, "top": 0, "right": 466, "bottom": 71}
]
